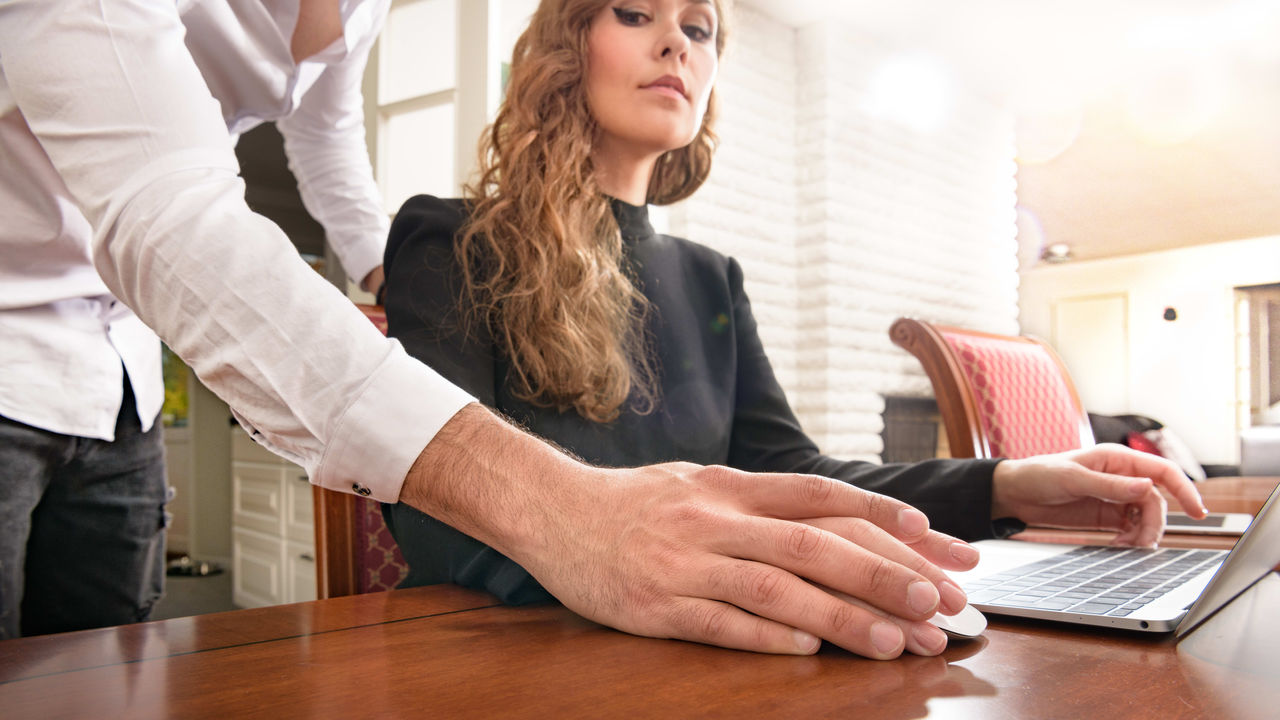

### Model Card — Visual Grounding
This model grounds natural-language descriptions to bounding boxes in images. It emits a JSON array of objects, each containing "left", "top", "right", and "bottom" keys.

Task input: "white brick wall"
[
  {"left": 669, "top": 6, "right": 1020, "bottom": 461},
  {"left": 669, "top": 2, "right": 801, "bottom": 393}
]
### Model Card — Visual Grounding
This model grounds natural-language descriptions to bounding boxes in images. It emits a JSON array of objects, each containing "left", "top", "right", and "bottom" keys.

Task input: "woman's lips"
[{"left": 643, "top": 75, "right": 686, "bottom": 100}]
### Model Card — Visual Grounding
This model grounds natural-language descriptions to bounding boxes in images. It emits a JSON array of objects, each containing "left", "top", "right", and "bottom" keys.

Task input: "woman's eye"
[
  {"left": 681, "top": 24, "right": 711, "bottom": 43},
  {"left": 612, "top": 7, "right": 647, "bottom": 26}
]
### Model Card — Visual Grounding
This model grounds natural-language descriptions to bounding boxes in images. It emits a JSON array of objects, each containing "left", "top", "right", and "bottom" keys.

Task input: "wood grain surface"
[{"left": 2, "top": 478, "right": 1275, "bottom": 719}]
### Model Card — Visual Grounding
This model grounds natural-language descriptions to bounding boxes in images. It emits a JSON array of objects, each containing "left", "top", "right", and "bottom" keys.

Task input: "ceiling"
[{"left": 745, "top": 0, "right": 1280, "bottom": 264}]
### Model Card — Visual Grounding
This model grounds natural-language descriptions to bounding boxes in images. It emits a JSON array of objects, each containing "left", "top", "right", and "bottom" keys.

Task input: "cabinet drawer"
[
  {"left": 233, "top": 527, "right": 283, "bottom": 609},
  {"left": 232, "top": 463, "right": 284, "bottom": 536}
]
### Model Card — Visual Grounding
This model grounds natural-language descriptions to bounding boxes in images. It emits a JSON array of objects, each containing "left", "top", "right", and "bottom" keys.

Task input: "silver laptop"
[{"left": 947, "top": 483, "right": 1280, "bottom": 636}]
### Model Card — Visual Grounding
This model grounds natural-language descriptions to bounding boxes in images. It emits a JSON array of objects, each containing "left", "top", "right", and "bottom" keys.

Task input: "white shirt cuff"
[{"left": 312, "top": 340, "right": 476, "bottom": 502}]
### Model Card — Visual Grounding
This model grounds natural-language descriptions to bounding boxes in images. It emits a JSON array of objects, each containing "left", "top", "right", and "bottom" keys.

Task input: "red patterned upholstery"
[
  {"left": 353, "top": 491, "right": 408, "bottom": 593},
  {"left": 890, "top": 318, "right": 1094, "bottom": 460},
  {"left": 313, "top": 304, "right": 409, "bottom": 598},
  {"left": 940, "top": 330, "right": 1087, "bottom": 458}
]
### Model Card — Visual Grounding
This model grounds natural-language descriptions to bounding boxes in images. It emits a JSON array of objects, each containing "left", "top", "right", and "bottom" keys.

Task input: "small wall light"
[{"left": 1041, "top": 243, "right": 1072, "bottom": 263}]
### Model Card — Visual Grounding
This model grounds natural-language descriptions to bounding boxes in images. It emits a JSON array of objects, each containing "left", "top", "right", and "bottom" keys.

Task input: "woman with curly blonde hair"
[
  {"left": 381, "top": 0, "right": 1207, "bottom": 659},
  {"left": 454, "top": 0, "right": 724, "bottom": 423}
]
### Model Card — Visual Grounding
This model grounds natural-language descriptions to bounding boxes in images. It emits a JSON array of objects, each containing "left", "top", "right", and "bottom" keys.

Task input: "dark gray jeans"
[{"left": 0, "top": 376, "right": 168, "bottom": 639}]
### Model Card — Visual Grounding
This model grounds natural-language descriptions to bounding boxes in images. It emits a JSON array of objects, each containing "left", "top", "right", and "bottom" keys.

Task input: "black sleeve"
[
  {"left": 382, "top": 197, "right": 556, "bottom": 604},
  {"left": 723, "top": 258, "right": 1013, "bottom": 541},
  {"left": 383, "top": 195, "right": 496, "bottom": 405}
]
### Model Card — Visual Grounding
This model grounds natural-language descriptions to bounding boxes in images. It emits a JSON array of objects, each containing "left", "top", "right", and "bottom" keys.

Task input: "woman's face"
[{"left": 585, "top": 1, "right": 719, "bottom": 162}]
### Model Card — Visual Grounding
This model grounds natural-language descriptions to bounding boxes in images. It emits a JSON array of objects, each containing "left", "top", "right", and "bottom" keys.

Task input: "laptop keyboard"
[{"left": 962, "top": 546, "right": 1225, "bottom": 617}]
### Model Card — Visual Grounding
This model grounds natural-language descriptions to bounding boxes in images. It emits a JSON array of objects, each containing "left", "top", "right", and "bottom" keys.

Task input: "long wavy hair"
[{"left": 457, "top": 0, "right": 727, "bottom": 422}]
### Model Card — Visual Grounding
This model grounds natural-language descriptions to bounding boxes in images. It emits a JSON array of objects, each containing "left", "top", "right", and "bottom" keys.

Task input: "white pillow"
[{"left": 1142, "top": 428, "right": 1206, "bottom": 482}]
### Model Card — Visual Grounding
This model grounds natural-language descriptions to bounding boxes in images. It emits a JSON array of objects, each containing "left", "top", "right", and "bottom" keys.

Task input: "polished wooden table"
[{"left": 2, "top": 478, "right": 1276, "bottom": 719}]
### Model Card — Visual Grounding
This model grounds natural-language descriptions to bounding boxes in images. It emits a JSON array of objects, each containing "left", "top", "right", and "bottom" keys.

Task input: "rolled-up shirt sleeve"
[
  {"left": 0, "top": 0, "right": 473, "bottom": 501},
  {"left": 277, "top": 11, "right": 388, "bottom": 287}
]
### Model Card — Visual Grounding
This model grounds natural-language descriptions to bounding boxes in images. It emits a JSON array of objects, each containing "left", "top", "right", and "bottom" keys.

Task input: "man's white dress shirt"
[{"left": 0, "top": 0, "right": 473, "bottom": 500}]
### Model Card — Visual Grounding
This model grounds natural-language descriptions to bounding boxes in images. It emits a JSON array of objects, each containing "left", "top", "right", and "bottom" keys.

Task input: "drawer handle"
[
  {"left": 299, "top": 553, "right": 315, "bottom": 562},
  {"left": 296, "top": 475, "right": 310, "bottom": 483}
]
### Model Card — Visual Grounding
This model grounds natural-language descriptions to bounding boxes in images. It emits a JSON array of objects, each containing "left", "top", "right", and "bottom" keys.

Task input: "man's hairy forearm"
[
  {"left": 394, "top": 403, "right": 984, "bottom": 659},
  {"left": 398, "top": 403, "right": 590, "bottom": 566}
]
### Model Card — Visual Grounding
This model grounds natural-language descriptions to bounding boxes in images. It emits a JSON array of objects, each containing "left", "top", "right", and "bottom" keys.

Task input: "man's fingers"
[
  {"left": 802, "top": 516, "right": 972, "bottom": 614},
  {"left": 516, "top": 460, "right": 971, "bottom": 659},
  {"left": 715, "top": 514, "right": 950, "bottom": 621},
  {"left": 702, "top": 467, "right": 932, "bottom": 541},
  {"left": 721, "top": 512, "right": 942, "bottom": 620},
  {"left": 817, "top": 585, "right": 950, "bottom": 657},
  {"left": 647, "top": 468, "right": 964, "bottom": 658},
  {"left": 696, "top": 559, "right": 944, "bottom": 659},
  {"left": 659, "top": 596, "right": 822, "bottom": 655}
]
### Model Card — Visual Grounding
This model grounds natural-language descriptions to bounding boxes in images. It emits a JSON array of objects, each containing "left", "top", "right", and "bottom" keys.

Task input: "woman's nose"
[{"left": 657, "top": 23, "right": 691, "bottom": 61}]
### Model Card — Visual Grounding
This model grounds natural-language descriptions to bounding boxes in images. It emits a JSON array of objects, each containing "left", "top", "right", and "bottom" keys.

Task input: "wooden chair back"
[
  {"left": 889, "top": 317, "right": 1094, "bottom": 459},
  {"left": 312, "top": 304, "right": 410, "bottom": 598}
]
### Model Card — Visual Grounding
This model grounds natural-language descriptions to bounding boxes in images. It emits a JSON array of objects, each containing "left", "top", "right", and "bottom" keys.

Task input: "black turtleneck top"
[{"left": 381, "top": 194, "right": 1007, "bottom": 604}]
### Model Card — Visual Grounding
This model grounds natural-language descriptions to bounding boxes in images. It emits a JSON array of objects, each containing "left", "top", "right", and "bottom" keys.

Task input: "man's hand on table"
[
  {"left": 400, "top": 404, "right": 977, "bottom": 661},
  {"left": 992, "top": 443, "right": 1209, "bottom": 547}
]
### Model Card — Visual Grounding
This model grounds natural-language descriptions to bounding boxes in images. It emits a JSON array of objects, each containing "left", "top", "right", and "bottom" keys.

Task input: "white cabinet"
[
  {"left": 286, "top": 541, "right": 318, "bottom": 604},
  {"left": 231, "top": 428, "right": 316, "bottom": 608},
  {"left": 232, "top": 526, "right": 283, "bottom": 608}
]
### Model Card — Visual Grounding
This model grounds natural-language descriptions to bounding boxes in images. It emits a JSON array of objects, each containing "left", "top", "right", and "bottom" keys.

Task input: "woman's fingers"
[
  {"left": 1054, "top": 444, "right": 1205, "bottom": 519},
  {"left": 1107, "top": 487, "right": 1169, "bottom": 547},
  {"left": 992, "top": 445, "right": 1205, "bottom": 548}
]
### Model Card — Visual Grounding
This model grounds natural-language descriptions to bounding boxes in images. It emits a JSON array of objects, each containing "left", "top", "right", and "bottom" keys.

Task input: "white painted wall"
[
  {"left": 1019, "top": 235, "right": 1280, "bottom": 464},
  {"left": 670, "top": 5, "right": 1020, "bottom": 460}
]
